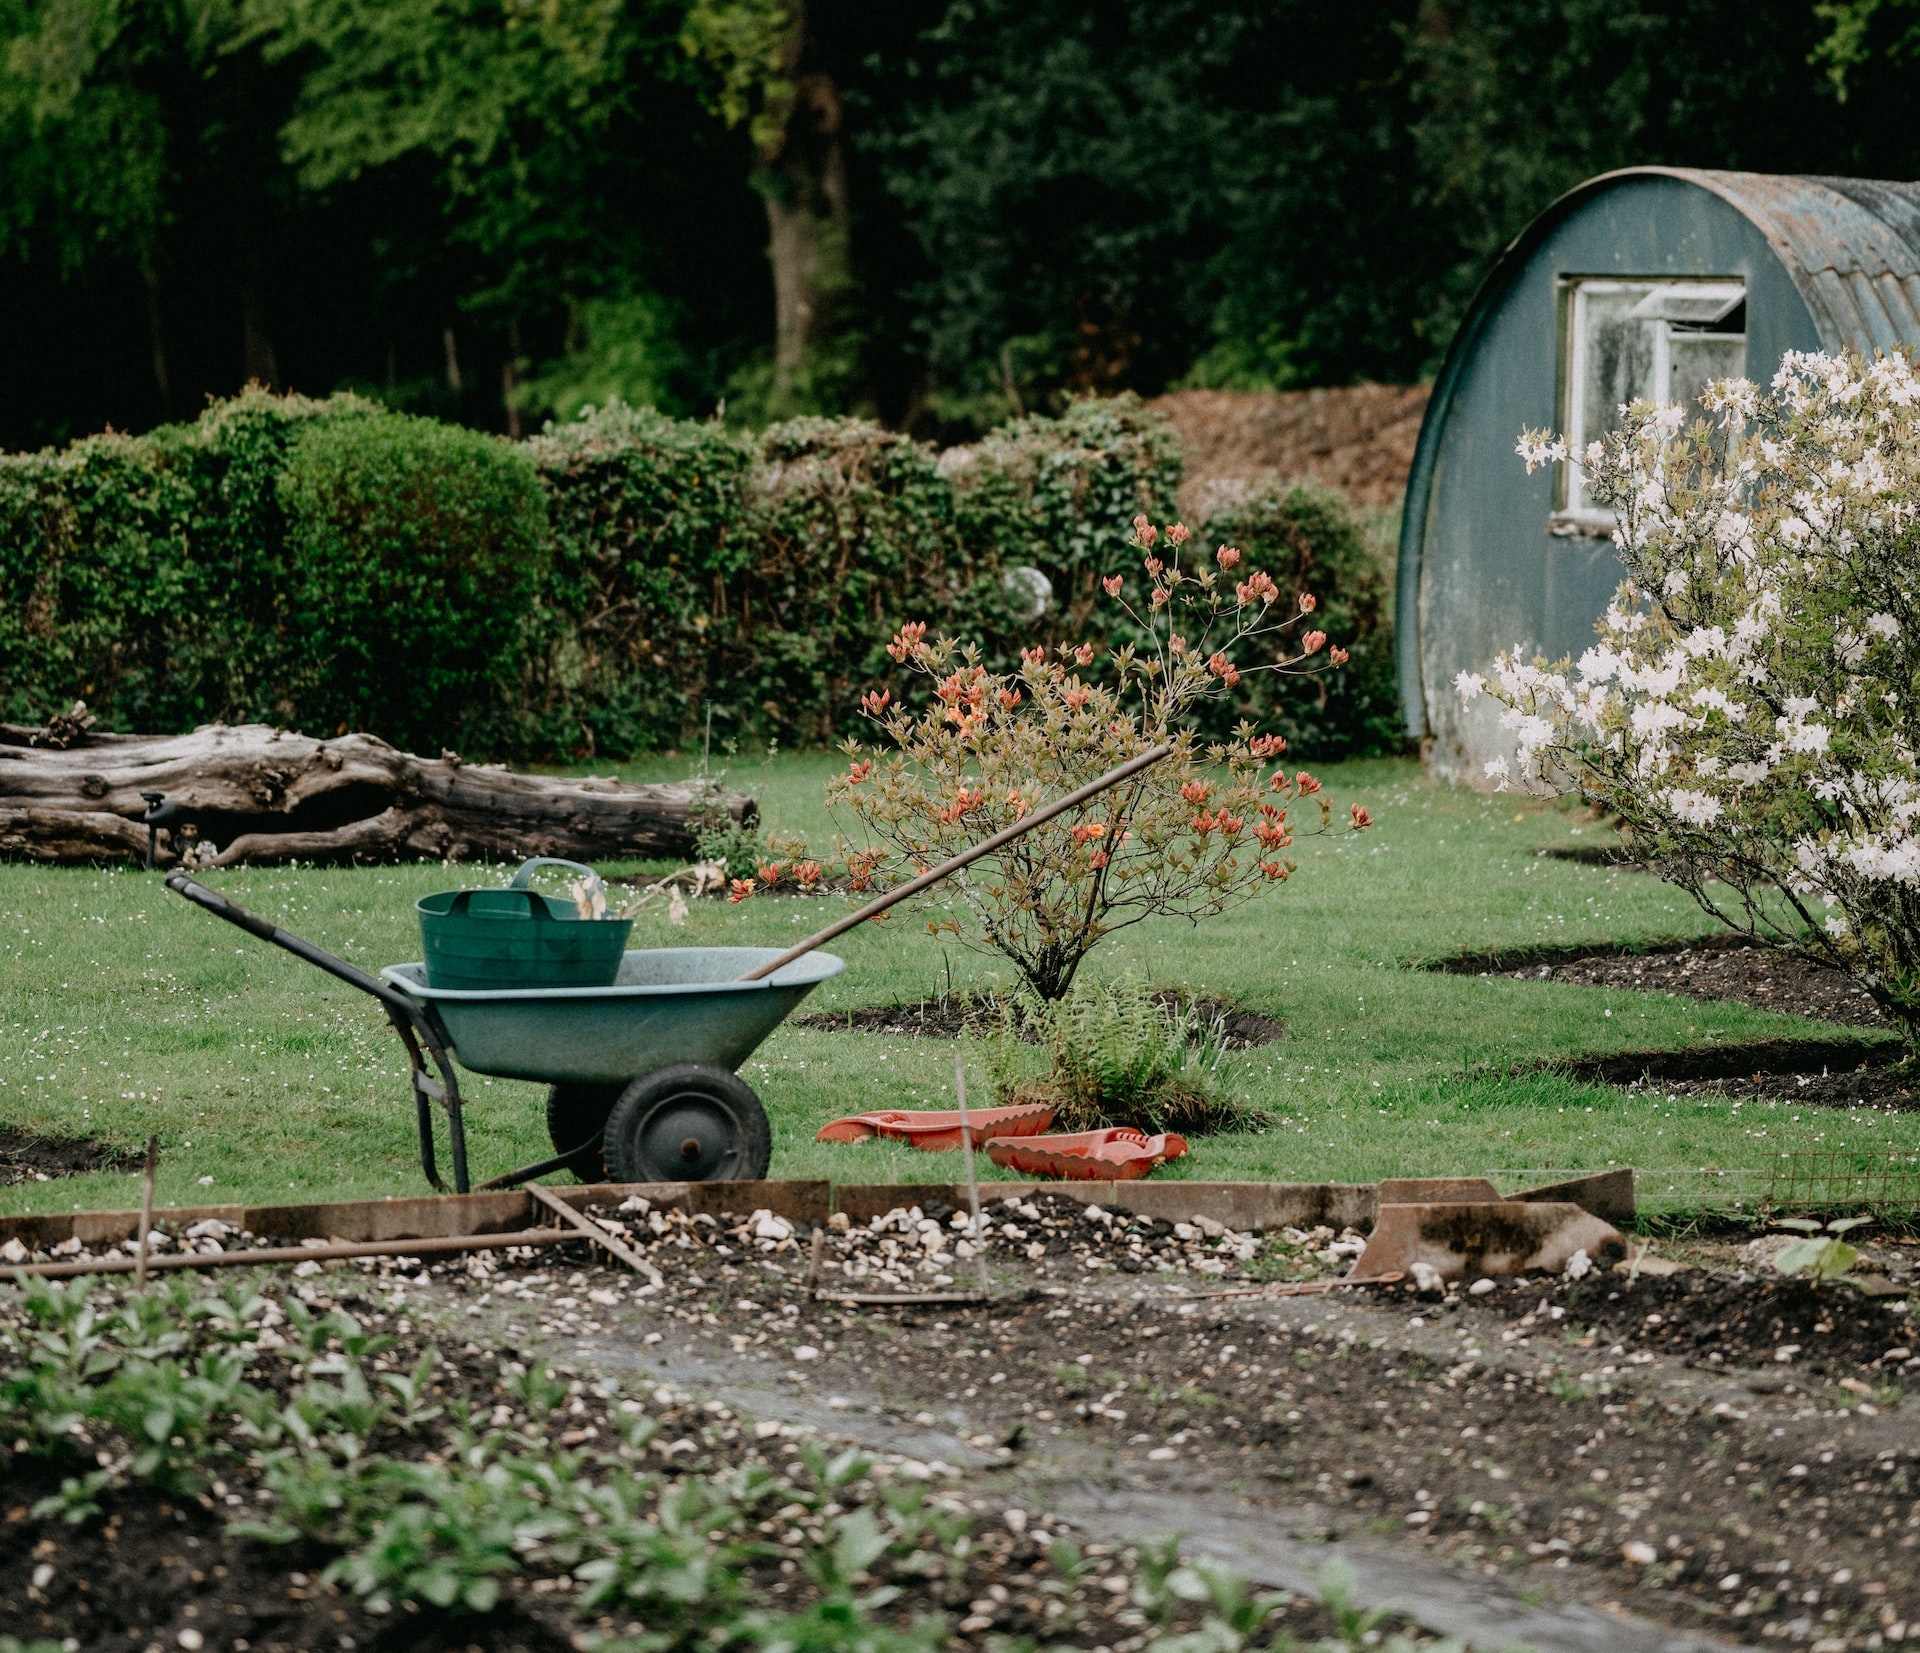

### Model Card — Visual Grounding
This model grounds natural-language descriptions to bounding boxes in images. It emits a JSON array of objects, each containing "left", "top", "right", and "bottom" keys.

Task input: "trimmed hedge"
[
  {"left": 280, "top": 414, "right": 550, "bottom": 753},
  {"left": 0, "top": 389, "right": 1399, "bottom": 760},
  {"left": 1195, "top": 483, "right": 1402, "bottom": 759}
]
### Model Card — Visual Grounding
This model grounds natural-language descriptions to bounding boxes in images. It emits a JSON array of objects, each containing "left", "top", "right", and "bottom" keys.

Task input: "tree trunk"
[
  {"left": 0, "top": 723, "right": 754, "bottom": 868},
  {"left": 140, "top": 256, "right": 172, "bottom": 413},
  {"left": 503, "top": 317, "right": 523, "bottom": 439},
  {"left": 758, "top": 2, "right": 851, "bottom": 409},
  {"left": 240, "top": 253, "right": 280, "bottom": 389}
]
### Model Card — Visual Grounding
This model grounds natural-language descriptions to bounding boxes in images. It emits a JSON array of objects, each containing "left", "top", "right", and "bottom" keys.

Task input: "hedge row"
[{"left": 0, "top": 389, "right": 1398, "bottom": 760}]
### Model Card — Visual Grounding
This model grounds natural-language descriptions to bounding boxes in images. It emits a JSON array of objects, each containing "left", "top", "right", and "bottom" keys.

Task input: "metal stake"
[
  {"left": 956, "top": 1054, "right": 991, "bottom": 1297},
  {"left": 134, "top": 1135, "right": 158, "bottom": 1289}
]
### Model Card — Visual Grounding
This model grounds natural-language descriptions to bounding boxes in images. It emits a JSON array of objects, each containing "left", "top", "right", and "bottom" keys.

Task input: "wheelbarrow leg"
[
  {"left": 416, "top": 1083, "right": 442, "bottom": 1191},
  {"left": 167, "top": 871, "right": 476, "bottom": 1194},
  {"left": 445, "top": 1079, "right": 470, "bottom": 1195},
  {"left": 394, "top": 1016, "right": 448, "bottom": 1192},
  {"left": 394, "top": 1011, "right": 468, "bottom": 1194}
]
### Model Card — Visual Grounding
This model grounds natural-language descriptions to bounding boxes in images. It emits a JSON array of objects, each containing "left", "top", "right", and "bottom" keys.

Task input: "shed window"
[{"left": 1557, "top": 278, "right": 1746, "bottom": 529}]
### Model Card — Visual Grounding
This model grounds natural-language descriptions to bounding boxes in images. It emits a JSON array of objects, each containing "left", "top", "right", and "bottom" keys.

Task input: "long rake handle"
[{"left": 736, "top": 743, "right": 1173, "bottom": 982}]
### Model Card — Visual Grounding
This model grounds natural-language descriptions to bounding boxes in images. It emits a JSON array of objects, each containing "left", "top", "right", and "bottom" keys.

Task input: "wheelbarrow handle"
[
  {"left": 165, "top": 870, "right": 472, "bottom": 1195},
  {"left": 737, "top": 742, "right": 1174, "bottom": 982},
  {"left": 165, "top": 870, "right": 415, "bottom": 1018}
]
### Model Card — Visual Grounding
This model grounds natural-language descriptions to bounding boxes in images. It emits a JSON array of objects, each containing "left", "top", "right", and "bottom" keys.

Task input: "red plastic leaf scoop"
[
  {"left": 985, "top": 1127, "right": 1189, "bottom": 1180},
  {"left": 814, "top": 1102, "right": 1055, "bottom": 1152}
]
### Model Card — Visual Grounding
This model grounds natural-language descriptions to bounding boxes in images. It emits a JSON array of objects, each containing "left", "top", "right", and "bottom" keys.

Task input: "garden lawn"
[{"left": 4, "top": 753, "right": 1916, "bottom": 1217}]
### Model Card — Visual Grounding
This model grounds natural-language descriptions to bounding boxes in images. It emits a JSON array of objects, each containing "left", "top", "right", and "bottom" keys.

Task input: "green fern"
[{"left": 990, "top": 974, "right": 1268, "bottom": 1135}]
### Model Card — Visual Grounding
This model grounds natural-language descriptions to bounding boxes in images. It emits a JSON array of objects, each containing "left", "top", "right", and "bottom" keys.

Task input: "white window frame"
[{"left": 1553, "top": 277, "right": 1746, "bottom": 536}]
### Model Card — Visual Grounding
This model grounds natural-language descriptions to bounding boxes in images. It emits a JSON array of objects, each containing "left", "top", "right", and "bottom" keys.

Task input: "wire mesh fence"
[
  {"left": 1489, "top": 1158, "right": 1920, "bottom": 1217},
  {"left": 1764, "top": 1150, "right": 1920, "bottom": 1216}
]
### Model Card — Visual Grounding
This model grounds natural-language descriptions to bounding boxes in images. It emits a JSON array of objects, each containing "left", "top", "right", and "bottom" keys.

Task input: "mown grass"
[{"left": 4, "top": 753, "right": 1917, "bottom": 1215}]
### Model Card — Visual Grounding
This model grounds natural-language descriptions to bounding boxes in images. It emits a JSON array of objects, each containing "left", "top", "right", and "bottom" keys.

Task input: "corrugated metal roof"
[
  {"left": 1618, "top": 169, "right": 1920, "bottom": 356},
  {"left": 1396, "top": 167, "right": 1920, "bottom": 743}
]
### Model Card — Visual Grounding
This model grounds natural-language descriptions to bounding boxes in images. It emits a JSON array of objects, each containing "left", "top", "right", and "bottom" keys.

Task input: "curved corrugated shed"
[
  {"left": 1398, "top": 168, "right": 1920, "bottom": 762},
  {"left": 1691, "top": 172, "right": 1920, "bottom": 353}
]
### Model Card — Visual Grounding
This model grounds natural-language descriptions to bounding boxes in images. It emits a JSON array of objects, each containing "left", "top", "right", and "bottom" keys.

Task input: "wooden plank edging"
[{"left": 0, "top": 1174, "right": 1630, "bottom": 1254}]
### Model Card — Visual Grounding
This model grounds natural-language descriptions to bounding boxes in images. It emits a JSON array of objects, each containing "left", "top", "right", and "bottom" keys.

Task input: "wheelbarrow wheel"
[
  {"left": 545, "top": 1083, "right": 622, "bottom": 1182},
  {"left": 603, "top": 1062, "right": 771, "bottom": 1184}
]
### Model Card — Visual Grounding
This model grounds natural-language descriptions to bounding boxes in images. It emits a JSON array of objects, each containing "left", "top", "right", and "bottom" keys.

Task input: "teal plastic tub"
[{"left": 418, "top": 858, "right": 631, "bottom": 991}]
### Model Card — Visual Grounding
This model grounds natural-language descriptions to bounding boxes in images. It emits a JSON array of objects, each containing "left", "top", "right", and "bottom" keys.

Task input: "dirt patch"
[
  {"left": 1432, "top": 934, "right": 1913, "bottom": 1107},
  {"left": 1546, "top": 1035, "right": 1918, "bottom": 1111},
  {"left": 1541, "top": 1267, "right": 1919, "bottom": 1376},
  {"left": 0, "top": 1126, "right": 139, "bottom": 1186},
  {"left": 455, "top": 1201, "right": 1920, "bottom": 1651},
  {"left": 791, "top": 994, "right": 1285, "bottom": 1049},
  {"left": 1619, "top": 1062, "right": 1919, "bottom": 1111},
  {"left": 1433, "top": 932, "right": 1887, "bottom": 1030},
  {"left": 1556, "top": 1037, "right": 1901, "bottom": 1087},
  {"left": 10, "top": 1196, "right": 1920, "bottom": 1650},
  {"left": 1148, "top": 384, "right": 1429, "bottom": 515},
  {"left": 0, "top": 1228, "right": 1432, "bottom": 1653}
]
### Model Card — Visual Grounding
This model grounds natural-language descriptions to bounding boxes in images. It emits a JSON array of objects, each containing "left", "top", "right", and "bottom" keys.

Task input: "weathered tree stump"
[{"left": 0, "top": 720, "right": 755, "bottom": 867}]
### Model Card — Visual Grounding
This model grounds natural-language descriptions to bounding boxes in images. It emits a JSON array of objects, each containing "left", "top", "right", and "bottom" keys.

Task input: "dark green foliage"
[
  {"left": 277, "top": 412, "right": 550, "bottom": 752},
  {"left": 734, "top": 417, "right": 964, "bottom": 745},
  {"left": 947, "top": 394, "right": 1182, "bottom": 646},
  {"left": 0, "top": 388, "right": 369, "bottom": 731},
  {"left": 526, "top": 402, "right": 754, "bottom": 757},
  {"left": 1195, "top": 484, "right": 1400, "bottom": 759},
  {"left": 0, "top": 389, "right": 1393, "bottom": 759}
]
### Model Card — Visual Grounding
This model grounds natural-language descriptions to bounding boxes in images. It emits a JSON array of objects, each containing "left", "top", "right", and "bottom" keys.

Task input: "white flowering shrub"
[{"left": 1459, "top": 350, "right": 1920, "bottom": 1046}]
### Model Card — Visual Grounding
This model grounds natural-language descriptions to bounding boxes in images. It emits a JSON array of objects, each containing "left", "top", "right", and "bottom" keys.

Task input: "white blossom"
[
  {"left": 1663, "top": 788, "right": 1724, "bottom": 827},
  {"left": 1471, "top": 347, "right": 1920, "bottom": 1044}
]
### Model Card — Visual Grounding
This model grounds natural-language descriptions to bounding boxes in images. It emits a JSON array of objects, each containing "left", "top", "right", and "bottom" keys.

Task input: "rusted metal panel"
[{"left": 1401, "top": 169, "right": 1920, "bottom": 780}]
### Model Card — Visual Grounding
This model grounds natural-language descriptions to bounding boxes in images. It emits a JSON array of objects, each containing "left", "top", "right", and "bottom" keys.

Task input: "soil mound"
[{"left": 1148, "top": 383, "right": 1430, "bottom": 515}]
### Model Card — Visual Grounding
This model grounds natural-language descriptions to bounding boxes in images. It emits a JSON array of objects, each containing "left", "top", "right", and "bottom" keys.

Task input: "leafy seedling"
[{"left": 1772, "top": 1217, "right": 1870, "bottom": 1282}]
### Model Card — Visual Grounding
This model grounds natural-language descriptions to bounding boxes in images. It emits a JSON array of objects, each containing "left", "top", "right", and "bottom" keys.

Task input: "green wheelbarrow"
[
  {"left": 162, "top": 744, "right": 1172, "bottom": 1194},
  {"left": 164, "top": 871, "right": 840, "bottom": 1193}
]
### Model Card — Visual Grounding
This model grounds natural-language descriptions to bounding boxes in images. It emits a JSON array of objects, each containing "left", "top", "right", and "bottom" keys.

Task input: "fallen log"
[{"left": 0, "top": 719, "right": 754, "bottom": 867}]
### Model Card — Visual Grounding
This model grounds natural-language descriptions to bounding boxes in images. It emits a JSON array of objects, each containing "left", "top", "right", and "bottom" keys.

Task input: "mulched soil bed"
[
  {"left": 792, "top": 993, "right": 1286, "bottom": 1049},
  {"left": 9, "top": 1190, "right": 1920, "bottom": 1651},
  {"left": 0, "top": 1227, "right": 1422, "bottom": 1653},
  {"left": 1435, "top": 934, "right": 1918, "bottom": 1107},
  {"left": 0, "top": 1126, "right": 140, "bottom": 1186}
]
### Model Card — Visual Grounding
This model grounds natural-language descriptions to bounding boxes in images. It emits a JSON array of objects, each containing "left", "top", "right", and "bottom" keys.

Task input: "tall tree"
[{"left": 680, "top": 0, "right": 860, "bottom": 413}]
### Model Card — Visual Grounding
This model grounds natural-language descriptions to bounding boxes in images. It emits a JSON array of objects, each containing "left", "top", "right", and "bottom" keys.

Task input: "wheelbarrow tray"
[{"left": 382, "top": 946, "right": 844, "bottom": 1086}]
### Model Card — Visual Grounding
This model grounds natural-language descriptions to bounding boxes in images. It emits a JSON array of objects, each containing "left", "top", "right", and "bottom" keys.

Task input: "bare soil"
[
  {"left": 791, "top": 993, "right": 1286, "bottom": 1049},
  {"left": 12, "top": 1192, "right": 1914, "bottom": 1651},
  {"left": 1147, "top": 384, "right": 1430, "bottom": 515},
  {"left": 468, "top": 1192, "right": 1920, "bottom": 1651},
  {"left": 1433, "top": 936, "right": 1915, "bottom": 1109},
  {"left": 0, "top": 1126, "right": 140, "bottom": 1186}
]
